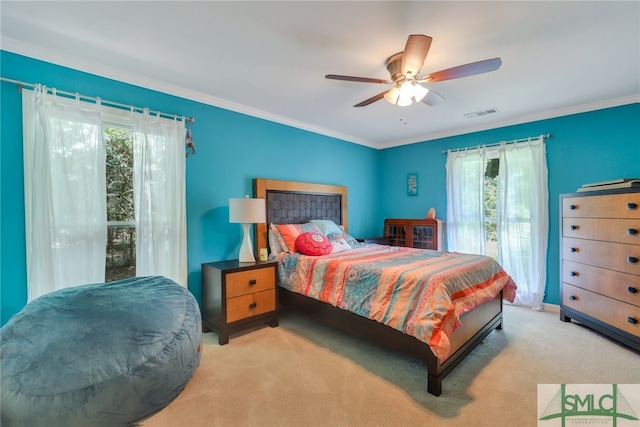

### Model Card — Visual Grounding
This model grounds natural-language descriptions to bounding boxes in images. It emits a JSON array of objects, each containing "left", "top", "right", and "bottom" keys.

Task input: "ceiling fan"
[{"left": 325, "top": 34, "right": 502, "bottom": 108}]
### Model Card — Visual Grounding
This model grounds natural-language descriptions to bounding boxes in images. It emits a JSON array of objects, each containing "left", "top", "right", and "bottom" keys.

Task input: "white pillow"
[
  {"left": 310, "top": 219, "right": 343, "bottom": 236},
  {"left": 329, "top": 236, "right": 352, "bottom": 254},
  {"left": 268, "top": 227, "right": 284, "bottom": 256}
]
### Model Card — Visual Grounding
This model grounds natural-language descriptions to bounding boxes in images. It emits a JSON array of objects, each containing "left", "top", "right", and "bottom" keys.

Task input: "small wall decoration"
[{"left": 407, "top": 173, "right": 418, "bottom": 196}]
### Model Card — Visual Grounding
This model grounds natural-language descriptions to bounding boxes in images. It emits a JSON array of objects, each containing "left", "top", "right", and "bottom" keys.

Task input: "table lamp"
[{"left": 229, "top": 195, "right": 266, "bottom": 262}]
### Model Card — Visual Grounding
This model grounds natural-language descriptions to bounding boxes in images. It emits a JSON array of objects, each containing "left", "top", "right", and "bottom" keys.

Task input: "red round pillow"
[{"left": 295, "top": 232, "right": 332, "bottom": 256}]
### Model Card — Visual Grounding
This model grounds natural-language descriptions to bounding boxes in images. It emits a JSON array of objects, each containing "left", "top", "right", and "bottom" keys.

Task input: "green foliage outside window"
[
  {"left": 484, "top": 158, "right": 499, "bottom": 259},
  {"left": 105, "top": 128, "right": 135, "bottom": 281}
]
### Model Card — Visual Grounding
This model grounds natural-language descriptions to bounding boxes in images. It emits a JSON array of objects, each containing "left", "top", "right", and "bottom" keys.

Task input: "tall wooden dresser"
[
  {"left": 384, "top": 218, "right": 444, "bottom": 250},
  {"left": 560, "top": 188, "right": 640, "bottom": 351}
]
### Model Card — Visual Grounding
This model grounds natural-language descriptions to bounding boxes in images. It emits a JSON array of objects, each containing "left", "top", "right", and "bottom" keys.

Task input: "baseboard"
[{"left": 542, "top": 303, "right": 560, "bottom": 313}]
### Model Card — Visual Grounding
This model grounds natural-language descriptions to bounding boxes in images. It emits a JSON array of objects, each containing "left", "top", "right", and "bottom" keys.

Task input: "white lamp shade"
[{"left": 229, "top": 197, "right": 266, "bottom": 224}]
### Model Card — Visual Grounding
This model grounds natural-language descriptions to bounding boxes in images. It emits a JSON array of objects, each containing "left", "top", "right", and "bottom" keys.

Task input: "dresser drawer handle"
[
  {"left": 627, "top": 202, "right": 638, "bottom": 210},
  {"left": 570, "top": 271, "right": 579, "bottom": 277},
  {"left": 628, "top": 286, "right": 638, "bottom": 294},
  {"left": 249, "top": 302, "right": 257, "bottom": 309},
  {"left": 628, "top": 228, "right": 639, "bottom": 236},
  {"left": 570, "top": 247, "right": 579, "bottom": 253},
  {"left": 628, "top": 317, "right": 638, "bottom": 325},
  {"left": 628, "top": 256, "right": 639, "bottom": 264},
  {"left": 570, "top": 225, "right": 579, "bottom": 231},
  {"left": 568, "top": 295, "right": 578, "bottom": 301},
  {"left": 248, "top": 279, "right": 257, "bottom": 286},
  {"left": 569, "top": 204, "right": 578, "bottom": 210}
]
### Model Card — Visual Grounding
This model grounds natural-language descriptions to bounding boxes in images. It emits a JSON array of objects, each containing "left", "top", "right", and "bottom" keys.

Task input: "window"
[
  {"left": 105, "top": 127, "right": 135, "bottom": 282},
  {"left": 446, "top": 137, "right": 549, "bottom": 309},
  {"left": 23, "top": 86, "right": 188, "bottom": 301}
]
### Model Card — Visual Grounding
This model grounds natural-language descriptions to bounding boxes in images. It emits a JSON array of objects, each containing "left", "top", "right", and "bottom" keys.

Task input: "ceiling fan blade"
[
  {"left": 354, "top": 90, "right": 389, "bottom": 107},
  {"left": 423, "top": 58, "right": 502, "bottom": 83},
  {"left": 421, "top": 89, "right": 445, "bottom": 106},
  {"left": 325, "top": 74, "right": 391, "bottom": 84},
  {"left": 401, "top": 34, "right": 432, "bottom": 77}
]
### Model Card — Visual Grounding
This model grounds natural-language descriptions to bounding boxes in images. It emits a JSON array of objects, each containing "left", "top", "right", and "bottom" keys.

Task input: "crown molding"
[
  {"left": 378, "top": 94, "right": 640, "bottom": 149},
  {"left": 1, "top": 37, "right": 376, "bottom": 148},
  {"left": 3, "top": 37, "right": 637, "bottom": 151}
]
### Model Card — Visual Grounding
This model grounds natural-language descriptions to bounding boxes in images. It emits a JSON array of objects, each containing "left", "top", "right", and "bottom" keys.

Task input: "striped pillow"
[{"left": 269, "top": 222, "right": 323, "bottom": 253}]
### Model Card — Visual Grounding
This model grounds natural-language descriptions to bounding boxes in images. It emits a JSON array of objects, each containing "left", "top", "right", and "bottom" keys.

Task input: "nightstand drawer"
[
  {"left": 563, "top": 283, "right": 640, "bottom": 337},
  {"left": 226, "top": 266, "right": 275, "bottom": 298},
  {"left": 226, "top": 289, "right": 276, "bottom": 323}
]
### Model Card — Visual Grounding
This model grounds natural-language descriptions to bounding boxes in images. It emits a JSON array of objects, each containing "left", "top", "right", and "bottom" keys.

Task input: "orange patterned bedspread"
[{"left": 277, "top": 244, "right": 517, "bottom": 360}]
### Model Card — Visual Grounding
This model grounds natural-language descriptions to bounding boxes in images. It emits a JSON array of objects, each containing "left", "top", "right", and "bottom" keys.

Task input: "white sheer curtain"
[
  {"left": 497, "top": 138, "right": 548, "bottom": 309},
  {"left": 132, "top": 110, "right": 187, "bottom": 287},
  {"left": 445, "top": 137, "right": 548, "bottom": 309},
  {"left": 445, "top": 147, "right": 487, "bottom": 255},
  {"left": 23, "top": 87, "right": 107, "bottom": 301}
]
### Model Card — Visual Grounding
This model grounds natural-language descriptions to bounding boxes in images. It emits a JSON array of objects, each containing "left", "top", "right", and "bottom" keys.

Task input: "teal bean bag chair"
[{"left": 1, "top": 276, "right": 201, "bottom": 426}]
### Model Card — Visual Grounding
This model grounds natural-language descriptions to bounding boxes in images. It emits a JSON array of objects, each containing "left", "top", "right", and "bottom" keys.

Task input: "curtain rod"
[
  {"left": 441, "top": 133, "right": 551, "bottom": 154},
  {"left": 0, "top": 76, "right": 195, "bottom": 124}
]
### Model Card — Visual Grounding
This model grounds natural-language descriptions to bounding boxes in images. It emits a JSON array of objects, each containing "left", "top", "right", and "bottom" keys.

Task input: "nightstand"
[
  {"left": 362, "top": 236, "right": 390, "bottom": 245},
  {"left": 201, "top": 260, "right": 278, "bottom": 345}
]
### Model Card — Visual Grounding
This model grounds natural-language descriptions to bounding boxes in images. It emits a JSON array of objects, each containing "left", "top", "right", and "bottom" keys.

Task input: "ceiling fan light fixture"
[
  {"left": 397, "top": 81, "right": 414, "bottom": 106},
  {"left": 412, "top": 83, "right": 429, "bottom": 103},
  {"left": 384, "top": 86, "right": 400, "bottom": 105}
]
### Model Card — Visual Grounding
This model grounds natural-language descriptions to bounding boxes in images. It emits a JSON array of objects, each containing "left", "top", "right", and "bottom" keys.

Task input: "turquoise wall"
[
  {"left": 0, "top": 51, "right": 380, "bottom": 325},
  {"left": 378, "top": 104, "right": 640, "bottom": 305},
  {"left": 2, "top": 50, "right": 638, "bottom": 324}
]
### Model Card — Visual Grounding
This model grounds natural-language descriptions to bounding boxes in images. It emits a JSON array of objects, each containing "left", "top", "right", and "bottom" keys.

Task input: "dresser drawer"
[
  {"left": 563, "top": 218, "right": 640, "bottom": 245},
  {"left": 563, "top": 193, "right": 640, "bottom": 219},
  {"left": 226, "top": 266, "right": 275, "bottom": 298},
  {"left": 226, "top": 289, "right": 276, "bottom": 323},
  {"left": 563, "top": 237, "right": 640, "bottom": 275},
  {"left": 563, "top": 260, "right": 640, "bottom": 306},
  {"left": 563, "top": 283, "right": 640, "bottom": 337}
]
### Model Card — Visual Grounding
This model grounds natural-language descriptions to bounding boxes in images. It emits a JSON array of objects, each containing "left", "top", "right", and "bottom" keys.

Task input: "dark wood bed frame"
[{"left": 254, "top": 178, "right": 504, "bottom": 396}]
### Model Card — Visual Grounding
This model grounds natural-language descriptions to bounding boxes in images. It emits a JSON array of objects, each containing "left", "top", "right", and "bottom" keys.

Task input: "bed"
[{"left": 254, "top": 178, "right": 516, "bottom": 396}]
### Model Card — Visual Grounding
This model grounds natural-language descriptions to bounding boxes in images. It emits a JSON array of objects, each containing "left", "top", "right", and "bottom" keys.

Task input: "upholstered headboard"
[{"left": 253, "top": 178, "right": 348, "bottom": 255}]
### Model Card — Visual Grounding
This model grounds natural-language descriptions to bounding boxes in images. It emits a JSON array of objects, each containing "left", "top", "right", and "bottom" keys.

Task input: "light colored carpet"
[{"left": 142, "top": 305, "right": 639, "bottom": 427}]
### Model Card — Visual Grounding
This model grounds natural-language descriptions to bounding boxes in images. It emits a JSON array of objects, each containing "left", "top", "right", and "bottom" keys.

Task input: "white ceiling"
[{"left": 1, "top": 1, "right": 639, "bottom": 149}]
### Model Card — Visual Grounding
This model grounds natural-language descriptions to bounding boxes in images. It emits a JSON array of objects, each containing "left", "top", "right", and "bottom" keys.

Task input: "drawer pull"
[
  {"left": 627, "top": 286, "right": 638, "bottom": 294},
  {"left": 628, "top": 228, "right": 639, "bottom": 236},
  {"left": 249, "top": 302, "right": 257, "bottom": 309},
  {"left": 569, "top": 204, "right": 578, "bottom": 210},
  {"left": 628, "top": 317, "right": 638, "bottom": 325},
  {"left": 568, "top": 295, "right": 578, "bottom": 301},
  {"left": 570, "top": 247, "right": 578, "bottom": 253},
  {"left": 249, "top": 279, "right": 257, "bottom": 286},
  {"left": 628, "top": 256, "right": 639, "bottom": 264},
  {"left": 570, "top": 271, "right": 579, "bottom": 277},
  {"left": 570, "top": 225, "right": 578, "bottom": 231},
  {"left": 627, "top": 202, "right": 638, "bottom": 210}
]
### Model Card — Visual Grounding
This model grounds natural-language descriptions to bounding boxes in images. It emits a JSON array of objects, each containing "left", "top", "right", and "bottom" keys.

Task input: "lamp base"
[{"left": 238, "top": 223, "right": 255, "bottom": 263}]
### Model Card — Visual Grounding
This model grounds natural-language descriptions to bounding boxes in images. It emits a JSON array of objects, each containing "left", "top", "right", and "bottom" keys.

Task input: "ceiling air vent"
[{"left": 464, "top": 108, "right": 500, "bottom": 119}]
